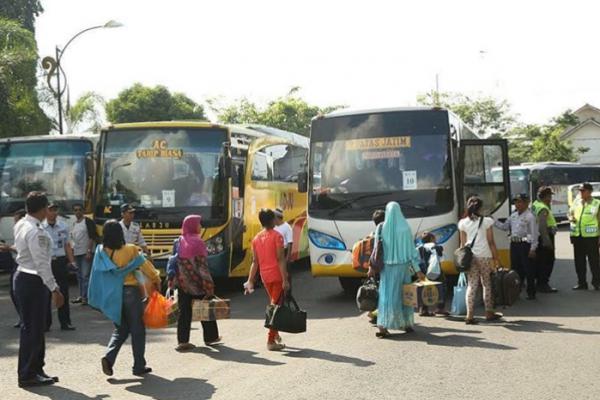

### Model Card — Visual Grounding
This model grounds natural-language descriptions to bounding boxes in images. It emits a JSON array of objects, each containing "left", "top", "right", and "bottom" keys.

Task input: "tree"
[
  {"left": 0, "top": 0, "right": 43, "bottom": 32},
  {"left": 105, "top": 83, "right": 205, "bottom": 123},
  {"left": 417, "top": 91, "right": 515, "bottom": 137},
  {"left": 0, "top": 17, "right": 50, "bottom": 138},
  {"left": 213, "top": 87, "right": 344, "bottom": 136}
]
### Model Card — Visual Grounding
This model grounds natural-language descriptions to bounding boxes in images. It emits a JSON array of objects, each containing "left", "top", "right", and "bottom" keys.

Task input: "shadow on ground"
[
  {"left": 386, "top": 325, "right": 517, "bottom": 350},
  {"left": 107, "top": 374, "right": 216, "bottom": 400},
  {"left": 282, "top": 346, "right": 375, "bottom": 367}
]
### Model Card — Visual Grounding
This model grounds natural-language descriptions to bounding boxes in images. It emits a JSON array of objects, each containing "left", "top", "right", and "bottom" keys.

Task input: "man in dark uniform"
[{"left": 13, "top": 192, "right": 64, "bottom": 387}]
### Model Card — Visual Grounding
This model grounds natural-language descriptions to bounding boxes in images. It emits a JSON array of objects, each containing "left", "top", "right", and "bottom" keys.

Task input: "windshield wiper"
[
  {"left": 368, "top": 199, "right": 430, "bottom": 212},
  {"left": 328, "top": 192, "right": 393, "bottom": 218}
]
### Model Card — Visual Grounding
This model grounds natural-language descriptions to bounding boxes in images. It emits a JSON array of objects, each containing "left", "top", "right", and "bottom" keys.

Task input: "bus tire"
[{"left": 339, "top": 277, "right": 362, "bottom": 296}]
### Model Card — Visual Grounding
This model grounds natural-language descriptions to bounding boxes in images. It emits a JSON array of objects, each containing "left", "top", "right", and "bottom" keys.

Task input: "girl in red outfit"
[{"left": 244, "top": 208, "right": 290, "bottom": 351}]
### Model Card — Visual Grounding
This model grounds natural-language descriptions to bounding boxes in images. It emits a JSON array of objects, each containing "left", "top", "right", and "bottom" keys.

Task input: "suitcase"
[{"left": 492, "top": 268, "right": 521, "bottom": 306}]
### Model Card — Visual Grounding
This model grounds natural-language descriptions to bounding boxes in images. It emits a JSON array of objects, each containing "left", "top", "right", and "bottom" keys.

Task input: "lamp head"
[{"left": 103, "top": 20, "right": 123, "bottom": 28}]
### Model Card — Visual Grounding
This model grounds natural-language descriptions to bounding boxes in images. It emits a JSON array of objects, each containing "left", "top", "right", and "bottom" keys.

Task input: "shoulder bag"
[{"left": 454, "top": 217, "right": 484, "bottom": 273}]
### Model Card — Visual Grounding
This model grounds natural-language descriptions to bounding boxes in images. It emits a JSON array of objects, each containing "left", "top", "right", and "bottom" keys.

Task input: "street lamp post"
[{"left": 42, "top": 20, "right": 123, "bottom": 134}]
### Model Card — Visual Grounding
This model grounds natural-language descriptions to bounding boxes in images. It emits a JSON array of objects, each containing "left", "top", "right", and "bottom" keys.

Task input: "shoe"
[
  {"left": 81, "top": 298, "right": 88, "bottom": 305},
  {"left": 133, "top": 367, "right": 152, "bottom": 376},
  {"left": 13, "top": 322, "right": 21, "bottom": 328},
  {"left": 40, "top": 373, "right": 59, "bottom": 383},
  {"left": 101, "top": 357, "right": 113, "bottom": 376},
  {"left": 404, "top": 327, "right": 415, "bottom": 333},
  {"left": 538, "top": 285, "right": 558, "bottom": 293},
  {"left": 18, "top": 374, "right": 55, "bottom": 388},
  {"left": 572, "top": 284, "right": 589, "bottom": 290},
  {"left": 61, "top": 325, "right": 76, "bottom": 331},
  {"left": 175, "top": 343, "right": 196, "bottom": 352},
  {"left": 526, "top": 294, "right": 536, "bottom": 300},
  {"left": 71, "top": 297, "right": 83, "bottom": 304},
  {"left": 465, "top": 319, "right": 479, "bottom": 325},
  {"left": 485, "top": 313, "right": 503, "bottom": 321},
  {"left": 267, "top": 342, "right": 286, "bottom": 351},
  {"left": 205, "top": 336, "right": 222, "bottom": 346}
]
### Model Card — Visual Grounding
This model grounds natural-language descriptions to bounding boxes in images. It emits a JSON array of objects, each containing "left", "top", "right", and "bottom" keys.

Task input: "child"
[
  {"left": 244, "top": 208, "right": 290, "bottom": 351},
  {"left": 417, "top": 232, "right": 448, "bottom": 317}
]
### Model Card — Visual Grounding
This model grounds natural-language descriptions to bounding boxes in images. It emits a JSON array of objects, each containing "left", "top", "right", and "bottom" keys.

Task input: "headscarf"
[
  {"left": 379, "top": 201, "right": 420, "bottom": 265},
  {"left": 178, "top": 215, "right": 208, "bottom": 259}
]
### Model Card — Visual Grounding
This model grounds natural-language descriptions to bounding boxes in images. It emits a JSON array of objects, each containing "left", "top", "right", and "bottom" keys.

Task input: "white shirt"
[
  {"left": 42, "top": 220, "right": 69, "bottom": 258},
  {"left": 70, "top": 218, "right": 91, "bottom": 256},
  {"left": 120, "top": 220, "right": 147, "bottom": 247},
  {"left": 458, "top": 216, "right": 495, "bottom": 258},
  {"left": 15, "top": 215, "right": 59, "bottom": 291},
  {"left": 494, "top": 209, "right": 538, "bottom": 251},
  {"left": 275, "top": 222, "right": 293, "bottom": 246}
]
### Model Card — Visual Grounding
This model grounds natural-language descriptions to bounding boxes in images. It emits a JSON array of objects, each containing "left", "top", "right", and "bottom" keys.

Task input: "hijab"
[
  {"left": 178, "top": 215, "right": 208, "bottom": 259},
  {"left": 379, "top": 201, "right": 420, "bottom": 265}
]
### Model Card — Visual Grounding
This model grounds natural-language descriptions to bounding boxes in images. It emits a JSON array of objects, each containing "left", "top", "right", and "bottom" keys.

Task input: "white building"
[{"left": 560, "top": 104, "right": 600, "bottom": 164}]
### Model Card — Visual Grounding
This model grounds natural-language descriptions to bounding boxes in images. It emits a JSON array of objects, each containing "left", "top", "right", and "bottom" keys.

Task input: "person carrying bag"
[{"left": 265, "top": 291, "right": 307, "bottom": 334}]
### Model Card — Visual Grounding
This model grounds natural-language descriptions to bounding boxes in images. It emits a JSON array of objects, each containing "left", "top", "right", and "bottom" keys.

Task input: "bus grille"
[{"left": 145, "top": 232, "right": 179, "bottom": 251}]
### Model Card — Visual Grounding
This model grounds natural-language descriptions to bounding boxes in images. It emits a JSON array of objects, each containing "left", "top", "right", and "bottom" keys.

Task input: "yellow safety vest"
[
  {"left": 532, "top": 200, "right": 557, "bottom": 228},
  {"left": 570, "top": 198, "right": 600, "bottom": 237}
]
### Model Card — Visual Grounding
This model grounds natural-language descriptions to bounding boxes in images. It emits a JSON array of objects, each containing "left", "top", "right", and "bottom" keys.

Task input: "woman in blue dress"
[{"left": 369, "top": 202, "right": 425, "bottom": 338}]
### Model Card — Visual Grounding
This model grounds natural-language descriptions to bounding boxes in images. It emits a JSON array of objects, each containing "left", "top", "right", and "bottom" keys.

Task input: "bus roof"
[
  {"left": 0, "top": 133, "right": 98, "bottom": 144},
  {"left": 317, "top": 106, "right": 448, "bottom": 119},
  {"left": 105, "top": 121, "right": 228, "bottom": 131},
  {"left": 514, "top": 162, "right": 600, "bottom": 171}
]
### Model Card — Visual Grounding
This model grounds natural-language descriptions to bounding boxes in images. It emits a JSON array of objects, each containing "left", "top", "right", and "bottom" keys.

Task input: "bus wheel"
[{"left": 339, "top": 277, "right": 362, "bottom": 296}]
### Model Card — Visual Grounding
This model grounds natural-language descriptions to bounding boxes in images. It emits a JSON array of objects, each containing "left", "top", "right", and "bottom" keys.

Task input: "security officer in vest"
[
  {"left": 495, "top": 193, "right": 539, "bottom": 300},
  {"left": 532, "top": 186, "right": 558, "bottom": 293},
  {"left": 568, "top": 182, "right": 600, "bottom": 290},
  {"left": 13, "top": 192, "right": 64, "bottom": 387},
  {"left": 119, "top": 204, "right": 149, "bottom": 255},
  {"left": 43, "top": 202, "right": 77, "bottom": 331}
]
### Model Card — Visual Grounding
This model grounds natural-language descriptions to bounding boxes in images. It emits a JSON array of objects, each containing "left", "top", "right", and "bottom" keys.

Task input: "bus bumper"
[{"left": 311, "top": 263, "right": 366, "bottom": 278}]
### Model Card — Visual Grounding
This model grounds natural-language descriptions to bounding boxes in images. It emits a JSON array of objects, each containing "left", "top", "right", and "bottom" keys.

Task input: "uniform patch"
[{"left": 38, "top": 235, "right": 50, "bottom": 248}]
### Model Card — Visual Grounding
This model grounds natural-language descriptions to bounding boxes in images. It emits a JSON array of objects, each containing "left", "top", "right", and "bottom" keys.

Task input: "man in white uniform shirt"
[
  {"left": 119, "top": 203, "right": 149, "bottom": 255},
  {"left": 274, "top": 208, "right": 293, "bottom": 261},
  {"left": 14, "top": 192, "right": 64, "bottom": 387},
  {"left": 70, "top": 203, "right": 97, "bottom": 305}
]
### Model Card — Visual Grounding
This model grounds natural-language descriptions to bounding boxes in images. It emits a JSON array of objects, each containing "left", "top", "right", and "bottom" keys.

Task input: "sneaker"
[
  {"left": 101, "top": 357, "right": 113, "bottom": 376},
  {"left": 175, "top": 343, "right": 196, "bottom": 352},
  {"left": 71, "top": 297, "right": 83, "bottom": 304},
  {"left": 81, "top": 298, "right": 88, "bottom": 305},
  {"left": 267, "top": 342, "right": 286, "bottom": 351},
  {"left": 133, "top": 367, "right": 152, "bottom": 377}
]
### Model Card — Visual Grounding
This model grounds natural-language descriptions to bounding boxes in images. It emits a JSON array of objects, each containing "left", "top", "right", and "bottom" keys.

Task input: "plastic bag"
[
  {"left": 450, "top": 272, "right": 468, "bottom": 316},
  {"left": 424, "top": 243, "right": 442, "bottom": 280},
  {"left": 165, "top": 289, "right": 179, "bottom": 327},
  {"left": 144, "top": 291, "right": 170, "bottom": 329}
]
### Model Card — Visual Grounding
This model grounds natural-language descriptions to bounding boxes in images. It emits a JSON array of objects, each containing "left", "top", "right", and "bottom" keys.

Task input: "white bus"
[
  {"left": 299, "top": 107, "right": 511, "bottom": 293},
  {"left": 0, "top": 134, "right": 97, "bottom": 247}
]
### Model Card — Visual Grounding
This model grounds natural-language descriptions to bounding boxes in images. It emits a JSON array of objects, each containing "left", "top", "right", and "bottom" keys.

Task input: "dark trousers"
[
  {"left": 511, "top": 242, "right": 536, "bottom": 296},
  {"left": 15, "top": 271, "right": 50, "bottom": 380},
  {"left": 536, "top": 234, "right": 556, "bottom": 286},
  {"left": 105, "top": 286, "right": 147, "bottom": 372},
  {"left": 571, "top": 236, "right": 600, "bottom": 286},
  {"left": 10, "top": 262, "right": 21, "bottom": 324},
  {"left": 177, "top": 291, "right": 219, "bottom": 344},
  {"left": 47, "top": 257, "right": 70, "bottom": 329}
]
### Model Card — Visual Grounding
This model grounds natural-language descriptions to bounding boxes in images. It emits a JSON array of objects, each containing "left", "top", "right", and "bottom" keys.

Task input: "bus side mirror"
[
  {"left": 297, "top": 171, "right": 308, "bottom": 193},
  {"left": 85, "top": 152, "right": 95, "bottom": 176},
  {"left": 222, "top": 142, "right": 232, "bottom": 178}
]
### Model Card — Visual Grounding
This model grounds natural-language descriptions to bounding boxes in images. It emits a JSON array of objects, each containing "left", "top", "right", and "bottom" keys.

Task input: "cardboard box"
[
  {"left": 192, "top": 297, "right": 231, "bottom": 321},
  {"left": 403, "top": 281, "right": 443, "bottom": 308}
]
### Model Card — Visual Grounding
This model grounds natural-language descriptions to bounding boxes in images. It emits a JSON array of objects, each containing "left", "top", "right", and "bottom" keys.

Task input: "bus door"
[
  {"left": 231, "top": 158, "right": 246, "bottom": 266},
  {"left": 458, "top": 139, "right": 511, "bottom": 267}
]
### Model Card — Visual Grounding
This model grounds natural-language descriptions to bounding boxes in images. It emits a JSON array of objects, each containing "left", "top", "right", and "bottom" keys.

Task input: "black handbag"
[
  {"left": 454, "top": 217, "right": 484, "bottom": 273},
  {"left": 356, "top": 277, "right": 378, "bottom": 312},
  {"left": 265, "top": 293, "right": 307, "bottom": 333}
]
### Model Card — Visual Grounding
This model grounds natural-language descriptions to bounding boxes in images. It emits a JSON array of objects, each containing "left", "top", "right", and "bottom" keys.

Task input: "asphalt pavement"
[{"left": 1, "top": 230, "right": 600, "bottom": 400}]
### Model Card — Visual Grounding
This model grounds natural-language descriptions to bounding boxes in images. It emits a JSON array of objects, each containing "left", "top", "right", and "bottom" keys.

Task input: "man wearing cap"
[
  {"left": 43, "top": 202, "right": 77, "bottom": 331},
  {"left": 568, "top": 182, "right": 600, "bottom": 290},
  {"left": 532, "top": 186, "right": 558, "bottom": 293},
  {"left": 495, "top": 193, "right": 538, "bottom": 300},
  {"left": 274, "top": 208, "right": 293, "bottom": 262},
  {"left": 119, "top": 204, "right": 149, "bottom": 255}
]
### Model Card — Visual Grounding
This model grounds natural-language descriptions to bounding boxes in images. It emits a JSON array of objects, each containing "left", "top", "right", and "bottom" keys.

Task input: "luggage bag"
[{"left": 492, "top": 268, "right": 521, "bottom": 307}]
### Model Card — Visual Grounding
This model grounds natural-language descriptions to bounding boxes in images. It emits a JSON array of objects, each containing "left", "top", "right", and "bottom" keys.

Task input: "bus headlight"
[
  {"left": 419, "top": 224, "right": 457, "bottom": 245},
  {"left": 206, "top": 233, "right": 226, "bottom": 255},
  {"left": 308, "top": 229, "right": 346, "bottom": 250}
]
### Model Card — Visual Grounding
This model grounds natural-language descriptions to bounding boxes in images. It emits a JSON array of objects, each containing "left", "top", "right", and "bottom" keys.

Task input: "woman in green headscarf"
[{"left": 369, "top": 202, "right": 424, "bottom": 338}]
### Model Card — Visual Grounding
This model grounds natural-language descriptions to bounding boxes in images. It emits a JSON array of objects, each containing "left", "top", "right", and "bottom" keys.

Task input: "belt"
[
  {"left": 510, "top": 237, "right": 530, "bottom": 243},
  {"left": 51, "top": 255, "right": 67, "bottom": 261}
]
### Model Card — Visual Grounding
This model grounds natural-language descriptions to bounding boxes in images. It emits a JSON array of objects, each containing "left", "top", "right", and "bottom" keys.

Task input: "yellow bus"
[
  {"left": 93, "top": 121, "right": 309, "bottom": 278},
  {"left": 0, "top": 134, "right": 97, "bottom": 248}
]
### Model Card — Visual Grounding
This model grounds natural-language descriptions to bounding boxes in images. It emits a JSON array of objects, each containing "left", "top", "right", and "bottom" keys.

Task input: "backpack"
[
  {"left": 356, "top": 278, "right": 379, "bottom": 312},
  {"left": 352, "top": 234, "right": 375, "bottom": 273},
  {"left": 492, "top": 268, "right": 521, "bottom": 307}
]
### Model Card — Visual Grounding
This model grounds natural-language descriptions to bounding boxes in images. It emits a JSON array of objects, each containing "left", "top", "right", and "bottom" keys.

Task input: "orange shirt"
[{"left": 252, "top": 229, "right": 284, "bottom": 283}]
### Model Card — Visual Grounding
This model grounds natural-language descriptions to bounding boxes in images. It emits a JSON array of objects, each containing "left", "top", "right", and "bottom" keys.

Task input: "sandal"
[
  {"left": 205, "top": 336, "right": 223, "bottom": 346},
  {"left": 434, "top": 310, "right": 450, "bottom": 316},
  {"left": 465, "top": 319, "right": 479, "bottom": 325},
  {"left": 375, "top": 330, "right": 390, "bottom": 338},
  {"left": 419, "top": 311, "right": 435, "bottom": 317},
  {"left": 485, "top": 313, "right": 503, "bottom": 322},
  {"left": 175, "top": 343, "right": 196, "bottom": 352},
  {"left": 405, "top": 327, "right": 415, "bottom": 333}
]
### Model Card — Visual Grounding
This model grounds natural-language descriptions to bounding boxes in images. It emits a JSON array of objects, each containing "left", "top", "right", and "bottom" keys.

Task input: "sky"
[{"left": 35, "top": 0, "right": 600, "bottom": 125}]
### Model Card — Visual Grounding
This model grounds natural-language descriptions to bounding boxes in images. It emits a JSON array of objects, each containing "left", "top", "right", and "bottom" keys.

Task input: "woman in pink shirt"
[{"left": 244, "top": 209, "right": 290, "bottom": 351}]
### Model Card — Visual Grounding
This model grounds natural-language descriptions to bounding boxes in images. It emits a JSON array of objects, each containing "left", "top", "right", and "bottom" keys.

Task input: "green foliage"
[
  {"left": 105, "top": 83, "right": 206, "bottom": 123},
  {"left": 0, "top": 0, "right": 43, "bottom": 32},
  {"left": 213, "top": 87, "right": 344, "bottom": 136},
  {"left": 530, "top": 128, "right": 585, "bottom": 163},
  {"left": 0, "top": 17, "right": 50, "bottom": 138},
  {"left": 65, "top": 91, "right": 105, "bottom": 133},
  {"left": 417, "top": 91, "right": 515, "bottom": 137}
]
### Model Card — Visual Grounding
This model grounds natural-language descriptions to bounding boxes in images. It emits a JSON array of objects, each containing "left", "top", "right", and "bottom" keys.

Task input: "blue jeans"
[
  {"left": 74, "top": 254, "right": 92, "bottom": 300},
  {"left": 105, "top": 287, "right": 147, "bottom": 372}
]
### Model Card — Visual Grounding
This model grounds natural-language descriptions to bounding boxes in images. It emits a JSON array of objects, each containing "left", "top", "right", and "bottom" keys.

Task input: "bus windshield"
[
  {"left": 96, "top": 128, "right": 228, "bottom": 225},
  {"left": 0, "top": 140, "right": 91, "bottom": 215},
  {"left": 309, "top": 110, "right": 453, "bottom": 219}
]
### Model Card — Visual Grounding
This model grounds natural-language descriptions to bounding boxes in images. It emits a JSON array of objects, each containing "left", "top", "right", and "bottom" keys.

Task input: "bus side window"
[
  {"left": 267, "top": 144, "right": 308, "bottom": 183},
  {"left": 251, "top": 151, "right": 272, "bottom": 181},
  {"left": 462, "top": 144, "right": 508, "bottom": 215}
]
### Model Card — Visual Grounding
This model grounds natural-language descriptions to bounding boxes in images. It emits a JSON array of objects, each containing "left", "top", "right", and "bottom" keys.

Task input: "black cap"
[
  {"left": 538, "top": 186, "right": 555, "bottom": 198},
  {"left": 513, "top": 193, "right": 530, "bottom": 202},
  {"left": 120, "top": 203, "right": 135, "bottom": 213},
  {"left": 274, "top": 207, "right": 284, "bottom": 218},
  {"left": 47, "top": 201, "right": 59, "bottom": 209},
  {"left": 579, "top": 182, "right": 594, "bottom": 192}
]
